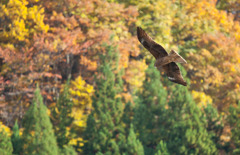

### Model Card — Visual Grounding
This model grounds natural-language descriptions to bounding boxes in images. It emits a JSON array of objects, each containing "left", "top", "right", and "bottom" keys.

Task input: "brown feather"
[
  {"left": 161, "top": 63, "right": 187, "bottom": 86},
  {"left": 137, "top": 27, "right": 187, "bottom": 86},
  {"left": 137, "top": 27, "right": 168, "bottom": 59}
]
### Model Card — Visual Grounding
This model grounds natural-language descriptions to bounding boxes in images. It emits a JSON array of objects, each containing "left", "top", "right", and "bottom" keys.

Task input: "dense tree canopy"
[{"left": 0, "top": 0, "right": 239, "bottom": 154}]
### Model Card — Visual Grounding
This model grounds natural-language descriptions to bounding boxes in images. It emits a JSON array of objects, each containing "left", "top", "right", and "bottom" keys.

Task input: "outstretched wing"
[
  {"left": 137, "top": 27, "right": 168, "bottom": 59},
  {"left": 164, "top": 62, "right": 187, "bottom": 86}
]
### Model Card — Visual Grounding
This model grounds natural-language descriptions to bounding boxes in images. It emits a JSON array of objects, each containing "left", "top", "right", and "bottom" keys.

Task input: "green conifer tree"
[
  {"left": 51, "top": 78, "right": 74, "bottom": 149},
  {"left": 123, "top": 124, "right": 144, "bottom": 155},
  {"left": 22, "top": 87, "right": 59, "bottom": 155},
  {"left": 0, "top": 127, "right": 13, "bottom": 155},
  {"left": 165, "top": 85, "right": 217, "bottom": 155},
  {"left": 203, "top": 104, "right": 223, "bottom": 150},
  {"left": 60, "top": 145, "right": 77, "bottom": 155},
  {"left": 11, "top": 120, "right": 22, "bottom": 154},
  {"left": 83, "top": 43, "right": 125, "bottom": 155},
  {"left": 122, "top": 101, "right": 135, "bottom": 132},
  {"left": 228, "top": 102, "right": 240, "bottom": 154},
  {"left": 134, "top": 62, "right": 217, "bottom": 154},
  {"left": 155, "top": 141, "right": 169, "bottom": 155},
  {"left": 133, "top": 61, "right": 168, "bottom": 154}
]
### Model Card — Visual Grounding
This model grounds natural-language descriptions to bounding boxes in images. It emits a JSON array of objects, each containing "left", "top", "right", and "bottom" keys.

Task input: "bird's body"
[{"left": 137, "top": 27, "right": 187, "bottom": 86}]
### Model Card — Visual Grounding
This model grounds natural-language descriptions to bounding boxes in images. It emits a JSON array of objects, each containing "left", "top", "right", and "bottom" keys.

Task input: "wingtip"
[
  {"left": 137, "top": 26, "right": 143, "bottom": 42},
  {"left": 137, "top": 26, "right": 143, "bottom": 33},
  {"left": 137, "top": 26, "right": 141, "bottom": 34}
]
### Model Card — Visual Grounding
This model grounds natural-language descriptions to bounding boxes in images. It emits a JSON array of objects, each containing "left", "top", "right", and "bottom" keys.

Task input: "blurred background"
[{"left": 0, "top": 0, "right": 239, "bottom": 154}]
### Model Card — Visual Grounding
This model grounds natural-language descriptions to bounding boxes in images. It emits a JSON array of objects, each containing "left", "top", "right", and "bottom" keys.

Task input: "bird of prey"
[{"left": 137, "top": 27, "right": 187, "bottom": 86}]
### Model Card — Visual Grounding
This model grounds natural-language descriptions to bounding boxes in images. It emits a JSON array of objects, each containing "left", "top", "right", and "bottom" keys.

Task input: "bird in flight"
[{"left": 137, "top": 27, "right": 187, "bottom": 86}]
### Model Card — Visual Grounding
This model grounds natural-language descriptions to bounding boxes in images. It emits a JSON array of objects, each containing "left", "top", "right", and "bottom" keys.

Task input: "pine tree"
[
  {"left": 123, "top": 124, "right": 144, "bottom": 155},
  {"left": 133, "top": 61, "right": 168, "bottom": 154},
  {"left": 228, "top": 102, "right": 240, "bottom": 154},
  {"left": 138, "top": 61, "right": 167, "bottom": 105},
  {"left": 122, "top": 101, "right": 135, "bottom": 132},
  {"left": 60, "top": 145, "right": 77, "bottom": 155},
  {"left": 51, "top": 78, "right": 74, "bottom": 149},
  {"left": 83, "top": 43, "right": 125, "bottom": 154},
  {"left": 22, "top": 87, "right": 59, "bottom": 155},
  {"left": 134, "top": 62, "right": 217, "bottom": 154},
  {"left": 165, "top": 85, "right": 217, "bottom": 155},
  {"left": 155, "top": 141, "right": 169, "bottom": 155},
  {"left": 203, "top": 104, "right": 224, "bottom": 150},
  {"left": 11, "top": 120, "right": 22, "bottom": 154},
  {"left": 0, "top": 126, "right": 13, "bottom": 155}
]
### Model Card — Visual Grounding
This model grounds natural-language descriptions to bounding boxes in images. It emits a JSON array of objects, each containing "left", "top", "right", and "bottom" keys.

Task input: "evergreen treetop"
[
  {"left": 51, "top": 78, "right": 74, "bottom": 149},
  {"left": 83, "top": 43, "right": 124, "bottom": 155},
  {"left": 22, "top": 86, "right": 59, "bottom": 155},
  {"left": 11, "top": 120, "right": 22, "bottom": 155}
]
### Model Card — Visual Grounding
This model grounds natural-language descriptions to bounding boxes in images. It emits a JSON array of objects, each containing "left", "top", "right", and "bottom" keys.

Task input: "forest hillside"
[{"left": 0, "top": 0, "right": 240, "bottom": 154}]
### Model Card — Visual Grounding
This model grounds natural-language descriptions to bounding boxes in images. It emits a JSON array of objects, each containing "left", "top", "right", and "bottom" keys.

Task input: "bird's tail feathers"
[{"left": 169, "top": 50, "right": 187, "bottom": 64}]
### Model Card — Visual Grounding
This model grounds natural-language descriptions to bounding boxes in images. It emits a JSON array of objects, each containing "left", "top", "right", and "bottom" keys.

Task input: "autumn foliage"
[{"left": 0, "top": 0, "right": 240, "bottom": 154}]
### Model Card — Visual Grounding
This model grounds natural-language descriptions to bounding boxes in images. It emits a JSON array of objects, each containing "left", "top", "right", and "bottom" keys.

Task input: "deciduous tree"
[
  {"left": 0, "top": 125, "right": 13, "bottom": 155},
  {"left": 51, "top": 79, "right": 74, "bottom": 149}
]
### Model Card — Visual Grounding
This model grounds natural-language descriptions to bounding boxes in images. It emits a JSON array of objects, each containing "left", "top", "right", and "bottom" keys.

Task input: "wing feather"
[
  {"left": 164, "top": 62, "right": 187, "bottom": 86},
  {"left": 137, "top": 27, "right": 168, "bottom": 59}
]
